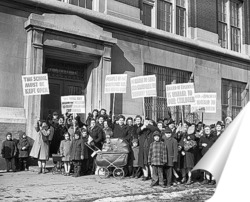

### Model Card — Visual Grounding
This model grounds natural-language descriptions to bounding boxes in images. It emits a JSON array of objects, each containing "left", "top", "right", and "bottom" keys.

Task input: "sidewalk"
[{"left": 0, "top": 171, "right": 215, "bottom": 202}]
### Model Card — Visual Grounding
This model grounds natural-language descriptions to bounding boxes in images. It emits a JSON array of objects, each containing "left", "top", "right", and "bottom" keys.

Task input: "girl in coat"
[
  {"left": 30, "top": 121, "right": 50, "bottom": 174},
  {"left": 1, "top": 132, "right": 17, "bottom": 172},
  {"left": 70, "top": 131, "right": 84, "bottom": 177},
  {"left": 60, "top": 132, "right": 72, "bottom": 176},
  {"left": 17, "top": 131, "right": 30, "bottom": 171},
  {"left": 162, "top": 127, "right": 178, "bottom": 187},
  {"left": 131, "top": 138, "right": 141, "bottom": 178}
]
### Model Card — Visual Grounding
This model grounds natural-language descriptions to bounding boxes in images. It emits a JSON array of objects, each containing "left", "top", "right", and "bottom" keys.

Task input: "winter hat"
[
  {"left": 153, "top": 131, "right": 161, "bottom": 137},
  {"left": 162, "top": 127, "right": 172, "bottom": 134},
  {"left": 216, "top": 121, "right": 223, "bottom": 126},
  {"left": 6, "top": 132, "right": 12, "bottom": 137},
  {"left": 132, "top": 139, "right": 138, "bottom": 144}
]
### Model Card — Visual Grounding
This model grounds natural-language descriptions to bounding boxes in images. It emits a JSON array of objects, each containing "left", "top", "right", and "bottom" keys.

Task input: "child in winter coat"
[
  {"left": 148, "top": 131, "right": 167, "bottom": 188},
  {"left": 80, "top": 128, "right": 90, "bottom": 175},
  {"left": 1, "top": 132, "right": 17, "bottom": 172},
  {"left": 131, "top": 139, "right": 141, "bottom": 178},
  {"left": 17, "top": 131, "right": 30, "bottom": 171},
  {"left": 60, "top": 132, "right": 72, "bottom": 176},
  {"left": 162, "top": 127, "right": 178, "bottom": 187},
  {"left": 70, "top": 131, "right": 84, "bottom": 177}
]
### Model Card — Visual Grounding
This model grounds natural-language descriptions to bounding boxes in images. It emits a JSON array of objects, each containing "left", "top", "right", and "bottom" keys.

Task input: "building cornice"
[{"left": 9, "top": 0, "right": 250, "bottom": 64}]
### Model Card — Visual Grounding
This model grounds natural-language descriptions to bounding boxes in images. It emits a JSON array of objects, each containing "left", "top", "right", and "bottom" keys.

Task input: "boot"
[
  {"left": 72, "top": 165, "right": 77, "bottom": 177},
  {"left": 42, "top": 167, "right": 46, "bottom": 174},
  {"left": 76, "top": 166, "right": 81, "bottom": 177},
  {"left": 186, "top": 177, "right": 192, "bottom": 185},
  {"left": 38, "top": 167, "right": 42, "bottom": 174},
  {"left": 181, "top": 177, "right": 186, "bottom": 184}
]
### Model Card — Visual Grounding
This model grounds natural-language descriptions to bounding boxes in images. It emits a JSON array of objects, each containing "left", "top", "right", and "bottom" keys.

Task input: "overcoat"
[
  {"left": 179, "top": 133, "right": 196, "bottom": 169},
  {"left": 60, "top": 139, "right": 72, "bottom": 161},
  {"left": 30, "top": 129, "right": 50, "bottom": 161},
  {"left": 70, "top": 139, "right": 84, "bottom": 161},
  {"left": 162, "top": 136, "right": 178, "bottom": 166},
  {"left": 1, "top": 139, "right": 17, "bottom": 159},
  {"left": 88, "top": 125, "right": 104, "bottom": 149},
  {"left": 133, "top": 123, "right": 143, "bottom": 139},
  {"left": 131, "top": 146, "right": 139, "bottom": 167},
  {"left": 113, "top": 124, "right": 130, "bottom": 141},
  {"left": 148, "top": 141, "right": 167, "bottom": 166},
  {"left": 17, "top": 135, "right": 30, "bottom": 158},
  {"left": 137, "top": 125, "right": 160, "bottom": 167},
  {"left": 81, "top": 136, "right": 89, "bottom": 159},
  {"left": 199, "top": 133, "right": 216, "bottom": 156}
]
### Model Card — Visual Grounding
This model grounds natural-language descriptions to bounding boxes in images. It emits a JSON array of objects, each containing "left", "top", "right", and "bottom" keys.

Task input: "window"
[
  {"left": 142, "top": 3, "right": 152, "bottom": 26},
  {"left": 221, "top": 79, "right": 248, "bottom": 121},
  {"left": 157, "top": 0, "right": 172, "bottom": 32},
  {"left": 157, "top": 0, "right": 187, "bottom": 36},
  {"left": 57, "top": 0, "right": 92, "bottom": 10},
  {"left": 217, "top": 0, "right": 242, "bottom": 52},
  {"left": 144, "top": 63, "right": 192, "bottom": 122},
  {"left": 176, "top": 0, "right": 186, "bottom": 36}
]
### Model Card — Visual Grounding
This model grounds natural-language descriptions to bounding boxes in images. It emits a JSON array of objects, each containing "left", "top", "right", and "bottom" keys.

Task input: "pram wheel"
[
  {"left": 98, "top": 167, "right": 109, "bottom": 179},
  {"left": 113, "top": 168, "right": 124, "bottom": 179}
]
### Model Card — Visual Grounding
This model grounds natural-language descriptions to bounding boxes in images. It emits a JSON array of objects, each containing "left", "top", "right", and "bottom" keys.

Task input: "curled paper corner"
[{"left": 192, "top": 102, "right": 250, "bottom": 202}]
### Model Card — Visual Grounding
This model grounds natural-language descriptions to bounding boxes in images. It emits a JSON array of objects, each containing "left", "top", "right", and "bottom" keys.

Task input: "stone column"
[
  {"left": 101, "top": 43, "right": 112, "bottom": 113},
  {"left": 24, "top": 25, "right": 45, "bottom": 140}
]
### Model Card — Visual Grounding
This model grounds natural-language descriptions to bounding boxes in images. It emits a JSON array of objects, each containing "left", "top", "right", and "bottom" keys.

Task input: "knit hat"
[
  {"left": 153, "top": 131, "right": 161, "bottom": 137},
  {"left": 132, "top": 139, "right": 138, "bottom": 144},
  {"left": 216, "top": 121, "right": 223, "bottom": 126},
  {"left": 162, "top": 127, "right": 172, "bottom": 134}
]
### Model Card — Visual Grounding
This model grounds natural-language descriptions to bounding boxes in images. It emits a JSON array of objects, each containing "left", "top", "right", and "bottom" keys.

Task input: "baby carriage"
[
  {"left": 51, "top": 154, "right": 65, "bottom": 175},
  {"left": 85, "top": 138, "right": 129, "bottom": 179}
]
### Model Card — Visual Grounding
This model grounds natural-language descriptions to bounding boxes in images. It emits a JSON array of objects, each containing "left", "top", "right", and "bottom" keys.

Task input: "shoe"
[
  {"left": 150, "top": 183, "right": 157, "bottom": 187},
  {"left": 142, "top": 177, "right": 149, "bottom": 181},
  {"left": 159, "top": 184, "right": 166, "bottom": 188},
  {"left": 208, "top": 180, "right": 216, "bottom": 185},
  {"left": 200, "top": 179, "right": 209, "bottom": 185},
  {"left": 42, "top": 168, "right": 46, "bottom": 174},
  {"left": 38, "top": 168, "right": 42, "bottom": 174},
  {"left": 181, "top": 177, "right": 186, "bottom": 184},
  {"left": 186, "top": 178, "right": 192, "bottom": 185},
  {"left": 6, "top": 170, "right": 9, "bottom": 172}
]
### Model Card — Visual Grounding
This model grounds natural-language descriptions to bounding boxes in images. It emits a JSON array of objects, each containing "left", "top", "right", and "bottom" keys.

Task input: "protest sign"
[
  {"left": 61, "top": 96, "right": 85, "bottom": 114},
  {"left": 130, "top": 75, "right": 157, "bottom": 98},
  {"left": 191, "top": 93, "right": 217, "bottom": 113},
  {"left": 104, "top": 74, "right": 127, "bottom": 94},
  {"left": 22, "top": 74, "right": 49, "bottom": 96},
  {"left": 166, "top": 83, "right": 195, "bottom": 106}
]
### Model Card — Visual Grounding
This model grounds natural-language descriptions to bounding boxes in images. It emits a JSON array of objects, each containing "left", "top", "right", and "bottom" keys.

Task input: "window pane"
[
  {"left": 86, "top": 0, "right": 92, "bottom": 9},
  {"left": 218, "top": 0, "right": 227, "bottom": 22},
  {"left": 143, "top": 3, "right": 152, "bottom": 26},
  {"left": 176, "top": 6, "right": 185, "bottom": 36},
  {"left": 176, "top": 0, "right": 185, "bottom": 7},
  {"left": 231, "top": 27, "right": 240, "bottom": 52},
  {"left": 69, "top": 0, "right": 78, "bottom": 6},
  {"left": 157, "top": 0, "right": 172, "bottom": 32},
  {"left": 79, "top": 0, "right": 86, "bottom": 7},
  {"left": 218, "top": 22, "right": 228, "bottom": 48},
  {"left": 230, "top": 1, "right": 239, "bottom": 27}
]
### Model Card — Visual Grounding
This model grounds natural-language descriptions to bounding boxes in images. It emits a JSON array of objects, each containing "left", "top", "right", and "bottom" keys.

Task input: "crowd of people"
[{"left": 1, "top": 108, "right": 233, "bottom": 188}]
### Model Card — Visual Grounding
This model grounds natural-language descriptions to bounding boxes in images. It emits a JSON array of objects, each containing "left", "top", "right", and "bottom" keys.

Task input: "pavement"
[{"left": 0, "top": 169, "right": 215, "bottom": 202}]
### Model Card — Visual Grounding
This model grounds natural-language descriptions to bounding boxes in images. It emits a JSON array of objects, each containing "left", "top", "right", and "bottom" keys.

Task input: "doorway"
[{"left": 41, "top": 57, "right": 88, "bottom": 120}]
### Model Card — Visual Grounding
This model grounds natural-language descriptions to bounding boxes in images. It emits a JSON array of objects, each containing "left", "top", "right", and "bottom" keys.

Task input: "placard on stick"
[
  {"left": 191, "top": 93, "right": 217, "bottom": 113},
  {"left": 166, "top": 83, "right": 195, "bottom": 106},
  {"left": 130, "top": 75, "right": 157, "bottom": 98},
  {"left": 22, "top": 74, "right": 49, "bottom": 96},
  {"left": 61, "top": 96, "right": 85, "bottom": 114},
  {"left": 104, "top": 74, "right": 127, "bottom": 94}
]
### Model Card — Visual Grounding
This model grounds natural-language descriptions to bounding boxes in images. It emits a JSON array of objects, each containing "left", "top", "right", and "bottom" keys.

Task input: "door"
[{"left": 41, "top": 79, "right": 84, "bottom": 120}]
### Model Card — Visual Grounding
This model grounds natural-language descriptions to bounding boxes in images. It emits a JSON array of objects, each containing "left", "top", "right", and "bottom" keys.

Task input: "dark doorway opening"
[{"left": 41, "top": 57, "right": 88, "bottom": 120}]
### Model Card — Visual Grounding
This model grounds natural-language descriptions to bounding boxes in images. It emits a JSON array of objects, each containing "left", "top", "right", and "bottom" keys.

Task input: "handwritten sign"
[
  {"left": 130, "top": 75, "right": 157, "bottom": 99},
  {"left": 22, "top": 74, "right": 49, "bottom": 96},
  {"left": 104, "top": 74, "right": 127, "bottom": 94},
  {"left": 191, "top": 93, "right": 217, "bottom": 113},
  {"left": 61, "top": 96, "right": 85, "bottom": 114},
  {"left": 166, "top": 83, "right": 195, "bottom": 106}
]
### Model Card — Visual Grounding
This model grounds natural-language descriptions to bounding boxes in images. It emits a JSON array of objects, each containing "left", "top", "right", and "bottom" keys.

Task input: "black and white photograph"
[{"left": 0, "top": 0, "right": 250, "bottom": 201}]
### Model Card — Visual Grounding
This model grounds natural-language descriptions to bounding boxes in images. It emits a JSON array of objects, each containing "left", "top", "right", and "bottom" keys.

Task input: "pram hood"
[{"left": 105, "top": 138, "right": 129, "bottom": 153}]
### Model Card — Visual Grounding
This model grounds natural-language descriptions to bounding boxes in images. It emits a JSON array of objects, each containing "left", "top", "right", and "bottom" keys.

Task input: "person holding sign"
[{"left": 30, "top": 121, "right": 50, "bottom": 174}]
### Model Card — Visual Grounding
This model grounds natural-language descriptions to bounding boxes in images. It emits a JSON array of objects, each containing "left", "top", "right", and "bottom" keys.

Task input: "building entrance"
[{"left": 41, "top": 58, "right": 87, "bottom": 120}]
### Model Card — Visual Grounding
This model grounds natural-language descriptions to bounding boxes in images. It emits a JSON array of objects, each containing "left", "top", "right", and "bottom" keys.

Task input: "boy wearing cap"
[
  {"left": 148, "top": 131, "right": 167, "bottom": 188},
  {"left": 162, "top": 127, "right": 178, "bottom": 187}
]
